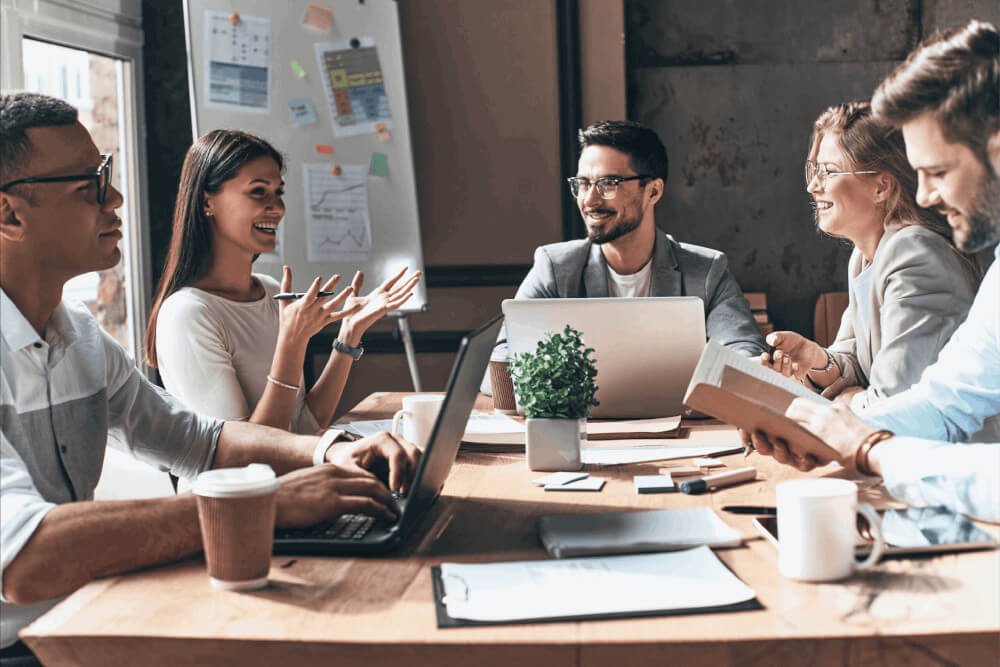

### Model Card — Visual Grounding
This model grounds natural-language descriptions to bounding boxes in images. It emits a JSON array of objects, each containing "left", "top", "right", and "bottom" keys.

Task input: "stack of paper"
[{"left": 436, "top": 546, "right": 757, "bottom": 624}]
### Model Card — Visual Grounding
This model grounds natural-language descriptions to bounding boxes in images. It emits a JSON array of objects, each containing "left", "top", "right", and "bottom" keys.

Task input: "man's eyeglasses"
[
  {"left": 567, "top": 174, "right": 651, "bottom": 200},
  {"left": 805, "top": 160, "right": 877, "bottom": 189},
  {"left": 0, "top": 153, "right": 113, "bottom": 204}
]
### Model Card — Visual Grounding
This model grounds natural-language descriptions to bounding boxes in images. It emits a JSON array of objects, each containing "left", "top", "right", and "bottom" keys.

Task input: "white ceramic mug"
[
  {"left": 776, "top": 478, "right": 886, "bottom": 582},
  {"left": 391, "top": 395, "right": 444, "bottom": 449}
]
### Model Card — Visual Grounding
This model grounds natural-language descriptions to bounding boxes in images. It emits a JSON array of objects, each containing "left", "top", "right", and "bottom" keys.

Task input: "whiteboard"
[{"left": 182, "top": 0, "right": 426, "bottom": 312}]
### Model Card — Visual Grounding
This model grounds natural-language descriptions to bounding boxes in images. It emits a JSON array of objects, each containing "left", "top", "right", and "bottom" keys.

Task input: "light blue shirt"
[
  {"left": 859, "top": 245, "right": 1000, "bottom": 521},
  {"left": 849, "top": 262, "right": 874, "bottom": 339}
]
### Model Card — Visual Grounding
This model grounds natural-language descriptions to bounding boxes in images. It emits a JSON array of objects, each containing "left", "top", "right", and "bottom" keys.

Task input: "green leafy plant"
[{"left": 510, "top": 325, "right": 599, "bottom": 419}]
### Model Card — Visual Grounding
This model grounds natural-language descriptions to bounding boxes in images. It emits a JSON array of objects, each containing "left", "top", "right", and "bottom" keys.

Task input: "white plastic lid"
[{"left": 193, "top": 463, "right": 279, "bottom": 498}]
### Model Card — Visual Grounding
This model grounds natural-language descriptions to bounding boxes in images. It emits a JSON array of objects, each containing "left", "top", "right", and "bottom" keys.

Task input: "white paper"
[
  {"left": 580, "top": 443, "right": 741, "bottom": 465},
  {"left": 439, "top": 546, "right": 755, "bottom": 622},
  {"left": 344, "top": 412, "right": 524, "bottom": 441},
  {"left": 204, "top": 11, "right": 271, "bottom": 113},
  {"left": 303, "top": 163, "right": 372, "bottom": 262},
  {"left": 544, "top": 476, "right": 606, "bottom": 492},
  {"left": 532, "top": 472, "right": 589, "bottom": 486},
  {"left": 314, "top": 37, "right": 393, "bottom": 137}
]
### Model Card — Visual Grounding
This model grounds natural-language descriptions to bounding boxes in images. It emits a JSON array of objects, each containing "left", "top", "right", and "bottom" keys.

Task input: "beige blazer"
[{"left": 824, "top": 224, "right": 980, "bottom": 410}]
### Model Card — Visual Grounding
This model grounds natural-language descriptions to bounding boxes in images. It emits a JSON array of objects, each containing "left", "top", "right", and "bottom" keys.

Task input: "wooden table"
[{"left": 22, "top": 393, "right": 1000, "bottom": 666}]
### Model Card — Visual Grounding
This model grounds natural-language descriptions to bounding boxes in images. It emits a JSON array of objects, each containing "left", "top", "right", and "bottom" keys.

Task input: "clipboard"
[{"left": 430, "top": 566, "right": 763, "bottom": 628}]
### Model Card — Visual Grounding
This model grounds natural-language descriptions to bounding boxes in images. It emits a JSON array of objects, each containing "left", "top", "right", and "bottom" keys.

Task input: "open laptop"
[
  {"left": 502, "top": 297, "right": 705, "bottom": 418},
  {"left": 273, "top": 314, "right": 504, "bottom": 556}
]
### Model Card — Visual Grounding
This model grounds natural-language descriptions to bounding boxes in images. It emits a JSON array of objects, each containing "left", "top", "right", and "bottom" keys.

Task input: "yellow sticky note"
[
  {"left": 375, "top": 122, "right": 391, "bottom": 141},
  {"left": 304, "top": 3, "right": 333, "bottom": 32}
]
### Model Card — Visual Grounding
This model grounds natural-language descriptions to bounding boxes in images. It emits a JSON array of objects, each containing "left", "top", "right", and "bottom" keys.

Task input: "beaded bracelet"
[
  {"left": 854, "top": 429, "right": 894, "bottom": 476},
  {"left": 266, "top": 375, "right": 298, "bottom": 391}
]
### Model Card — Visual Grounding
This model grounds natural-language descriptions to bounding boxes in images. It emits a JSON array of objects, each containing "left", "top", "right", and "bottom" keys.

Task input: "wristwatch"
[{"left": 332, "top": 338, "right": 364, "bottom": 360}]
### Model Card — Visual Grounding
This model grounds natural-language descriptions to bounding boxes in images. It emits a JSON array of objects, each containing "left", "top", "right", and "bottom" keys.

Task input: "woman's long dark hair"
[{"left": 145, "top": 130, "right": 283, "bottom": 367}]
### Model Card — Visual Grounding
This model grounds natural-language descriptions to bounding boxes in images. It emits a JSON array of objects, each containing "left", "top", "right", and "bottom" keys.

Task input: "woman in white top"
[
  {"left": 763, "top": 101, "right": 980, "bottom": 409},
  {"left": 145, "top": 130, "right": 419, "bottom": 433}
]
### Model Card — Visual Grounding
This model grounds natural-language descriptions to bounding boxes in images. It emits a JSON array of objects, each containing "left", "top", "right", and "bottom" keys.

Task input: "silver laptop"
[{"left": 502, "top": 297, "right": 705, "bottom": 418}]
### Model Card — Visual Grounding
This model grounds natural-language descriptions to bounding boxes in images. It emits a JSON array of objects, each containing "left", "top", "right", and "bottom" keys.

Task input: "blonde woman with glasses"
[{"left": 762, "top": 101, "right": 980, "bottom": 409}]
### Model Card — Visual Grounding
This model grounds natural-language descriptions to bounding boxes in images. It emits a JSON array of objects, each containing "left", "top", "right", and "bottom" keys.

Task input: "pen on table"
[
  {"left": 721, "top": 505, "right": 777, "bottom": 515},
  {"left": 273, "top": 291, "right": 340, "bottom": 300},
  {"left": 679, "top": 466, "right": 757, "bottom": 495}
]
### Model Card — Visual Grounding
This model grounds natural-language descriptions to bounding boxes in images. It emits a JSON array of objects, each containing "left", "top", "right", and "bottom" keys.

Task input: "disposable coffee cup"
[
  {"left": 193, "top": 463, "right": 279, "bottom": 591},
  {"left": 489, "top": 360, "right": 517, "bottom": 414}
]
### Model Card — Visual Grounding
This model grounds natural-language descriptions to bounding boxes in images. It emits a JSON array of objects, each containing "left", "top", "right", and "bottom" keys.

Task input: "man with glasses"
[
  {"left": 0, "top": 92, "right": 418, "bottom": 663},
  {"left": 746, "top": 20, "right": 1000, "bottom": 523},
  {"left": 484, "top": 120, "right": 766, "bottom": 393}
]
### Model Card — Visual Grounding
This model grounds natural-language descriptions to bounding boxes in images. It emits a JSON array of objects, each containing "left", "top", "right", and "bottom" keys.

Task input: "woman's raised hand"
[
  {"left": 277, "top": 266, "right": 361, "bottom": 341},
  {"left": 340, "top": 267, "right": 422, "bottom": 336},
  {"left": 758, "top": 331, "right": 827, "bottom": 382}
]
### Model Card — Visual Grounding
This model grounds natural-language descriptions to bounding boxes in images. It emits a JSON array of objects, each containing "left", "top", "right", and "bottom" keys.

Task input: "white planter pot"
[{"left": 525, "top": 418, "right": 585, "bottom": 472}]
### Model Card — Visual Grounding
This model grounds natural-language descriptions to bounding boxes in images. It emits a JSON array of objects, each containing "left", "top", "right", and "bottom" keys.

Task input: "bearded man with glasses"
[{"left": 483, "top": 120, "right": 766, "bottom": 394}]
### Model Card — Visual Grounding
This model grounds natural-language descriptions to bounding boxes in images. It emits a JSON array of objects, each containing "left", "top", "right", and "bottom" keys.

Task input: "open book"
[{"left": 682, "top": 341, "right": 840, "bottom": 461}]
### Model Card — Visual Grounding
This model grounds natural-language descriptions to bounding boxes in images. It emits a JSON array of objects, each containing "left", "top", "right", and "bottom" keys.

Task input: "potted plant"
[{"left": 510, "top": 325, "right": 599, "bottom": 471}]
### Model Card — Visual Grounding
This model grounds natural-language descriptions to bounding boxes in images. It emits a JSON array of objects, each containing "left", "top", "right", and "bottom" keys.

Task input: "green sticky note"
[
  {"left": 290, "top": 60, "right": 306, "bottom": 78},
  {"left": 369, "top": 152, "right": 388, "bottom": 177}
]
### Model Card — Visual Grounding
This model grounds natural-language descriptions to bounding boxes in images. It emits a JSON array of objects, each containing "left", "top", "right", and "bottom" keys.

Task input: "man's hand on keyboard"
[
  {"left": 274, "top": 464, "right": 400, "bottom": 528},
  {"left": 325, "top": 431, "right": 421, "bottom": 494}
]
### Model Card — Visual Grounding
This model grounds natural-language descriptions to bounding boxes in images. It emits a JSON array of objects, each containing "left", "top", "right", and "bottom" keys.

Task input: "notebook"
[
  {"left": 502, "top": 297, "right": 706, "bottom": 418},
  {"left": 273, "top": 314, "right": 504, "bottom": 556},
  {"left": 537, "top": 506, "right": 742, "bottom": 558}
]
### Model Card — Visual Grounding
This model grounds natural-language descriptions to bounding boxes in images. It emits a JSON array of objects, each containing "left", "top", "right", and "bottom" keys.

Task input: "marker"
[
  {"left": 721, "top": 505, "right": 777, "bottom": 515},
  {"left": 679, "top": 466, "right": 757, "bottom": 495},
  {"left": 273, "top": 291, "right": 340, "bottom": 300}
]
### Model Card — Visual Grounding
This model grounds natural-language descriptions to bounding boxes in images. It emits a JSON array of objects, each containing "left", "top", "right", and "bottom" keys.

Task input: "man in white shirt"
[
  {"left": 0, "top": 92, "right": 418, "bottom": 660},
  {"left": 484, "top": 121, "right": 766, "bottom": 392},
  {"left": 746, "top": 20, "right": 1000, "bottom": 523}
]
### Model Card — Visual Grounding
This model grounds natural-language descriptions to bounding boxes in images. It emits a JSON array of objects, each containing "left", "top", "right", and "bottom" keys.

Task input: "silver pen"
[{"left": 273, "top": 291, "right": 340, "bottom": 300}]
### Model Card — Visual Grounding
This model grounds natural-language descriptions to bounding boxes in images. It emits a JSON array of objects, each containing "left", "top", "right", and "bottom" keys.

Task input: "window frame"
[{"left": 1, "top": 0, "right": 153, "bottom": 374}]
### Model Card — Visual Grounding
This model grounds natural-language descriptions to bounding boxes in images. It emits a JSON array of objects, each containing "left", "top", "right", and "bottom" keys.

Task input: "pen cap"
[{"left": 679, "top": 478, "right": 707, "bottom": 495}]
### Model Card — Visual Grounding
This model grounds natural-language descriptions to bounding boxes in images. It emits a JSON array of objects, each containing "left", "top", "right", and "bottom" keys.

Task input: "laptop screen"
[{"left": 397, "top": 314, "right": 504, "bottom": 530}]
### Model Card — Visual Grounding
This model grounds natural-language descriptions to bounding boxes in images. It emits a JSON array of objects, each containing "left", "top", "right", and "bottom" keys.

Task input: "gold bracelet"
[
  {"left": 266, "top": 375, "right": 299, "bottom": 391},
  {"left": 854, "top": 429, "right": 894, "bottom": 475}
]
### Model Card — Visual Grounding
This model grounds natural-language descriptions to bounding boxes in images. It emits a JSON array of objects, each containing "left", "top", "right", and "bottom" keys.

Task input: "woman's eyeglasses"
[{"left": 805, "top": 160, "right": 877, "bottom": 189}]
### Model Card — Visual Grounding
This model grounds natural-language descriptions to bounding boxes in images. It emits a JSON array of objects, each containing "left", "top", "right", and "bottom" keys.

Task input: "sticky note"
[
  {"left": 290, "top": 60, "right": 307, "bottom": 78},
  {"left": 375, "top": 122, "right": 391, "bottom": 141},
  {"left": 315, "top": 144, "right": 334, "bottom": 155},
  {"left": 634, "top": 475, "right": 676, "bottom": 494},
  {"left": 369, "top": 152, "right": 388, "bottom": 177},
  {"left": 659, "top": 465, "right": 701, "bottom": 477},
  {"left": 288, "top": 98, "right": 317, "bottom": 126},
  {"left": 532, "top": 472, "right": 589, "bottom": 487},
  {"left": 693, "top": 458, "right": 726, "bottom": 468},
  {"left": 303, "top": 3, "right": 334, "bottom": 31},
  {"left": 544, "top": 476, "right": 606, "bottom": 492}
]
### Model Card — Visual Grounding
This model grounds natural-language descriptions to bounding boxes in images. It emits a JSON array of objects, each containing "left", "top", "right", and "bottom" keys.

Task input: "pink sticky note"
[
  {"left": 304, "top": 3, "right": 333, "bottom": 32},
  {"left": 375, "top": 122, "right": 391, "bottom": 141}
]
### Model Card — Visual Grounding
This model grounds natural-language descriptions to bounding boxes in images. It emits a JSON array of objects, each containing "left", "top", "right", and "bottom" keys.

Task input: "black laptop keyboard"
[{"left": 277, "top": 514, "right": 377, "bottom": 541}]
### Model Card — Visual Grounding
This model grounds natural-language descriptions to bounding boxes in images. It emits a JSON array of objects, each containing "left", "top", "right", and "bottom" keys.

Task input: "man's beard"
[
  {"left": 586, "top": 213, "right": 642, "bottom": 244},
  {"left": 954, "top": 167, "right": 1000, "bottom": 253}
]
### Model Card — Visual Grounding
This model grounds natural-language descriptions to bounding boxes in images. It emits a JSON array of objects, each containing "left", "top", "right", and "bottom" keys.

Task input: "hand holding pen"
[{"left": 274, "top": 266, "right": 360, "bottom": 342}]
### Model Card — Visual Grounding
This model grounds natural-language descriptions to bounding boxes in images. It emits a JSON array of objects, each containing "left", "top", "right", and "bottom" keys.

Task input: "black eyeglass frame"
[
  {"left": 566, "top": 174, "right": 652, "bottom": 199},
  {"left": 0, "top": 153, "right": 113, "bottom": 204}
]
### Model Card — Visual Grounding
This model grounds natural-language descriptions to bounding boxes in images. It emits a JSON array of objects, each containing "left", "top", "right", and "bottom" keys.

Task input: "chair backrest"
[{"left": 814, "top": 292, "right": 849, "bottom": 347}]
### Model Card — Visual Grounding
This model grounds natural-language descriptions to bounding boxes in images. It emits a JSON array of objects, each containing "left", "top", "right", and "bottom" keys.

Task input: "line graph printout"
[
  {"left": 303, "top": 163, "right": 372, "bottom": 262},
  {"left": 314, "top": 37, "right": 392, "bottom": 137}
]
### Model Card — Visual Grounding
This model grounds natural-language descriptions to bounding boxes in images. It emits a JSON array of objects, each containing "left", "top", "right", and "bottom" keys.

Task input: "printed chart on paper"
[
  {"left": 303, "top": 164, "right": 372, "bottom": 262},
  {"left": 314, "top": 37, "right": 392, "bottom": 137},
  {"left": 203, "top": 11, "right": 271, "bottom": 112}
]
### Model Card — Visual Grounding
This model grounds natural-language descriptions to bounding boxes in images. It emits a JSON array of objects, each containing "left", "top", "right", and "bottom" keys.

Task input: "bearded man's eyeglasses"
[
  {"left": 567, "top": 174, "right": 650, "bottom": 200},
  {"left": 0, "top": 153, "right": 113, "bottom": 204}
]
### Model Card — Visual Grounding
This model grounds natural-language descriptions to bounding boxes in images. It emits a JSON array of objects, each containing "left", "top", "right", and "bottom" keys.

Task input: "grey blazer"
[
  {"left": 825, "top": 224, "right": 980, "bottom": 410},
  {"left": 482, "top": 232, "right": 767, "bottom": 394}
]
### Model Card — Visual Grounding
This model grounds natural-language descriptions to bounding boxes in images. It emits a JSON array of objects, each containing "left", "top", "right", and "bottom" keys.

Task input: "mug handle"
[
  {"left": 854, "top": 503, "right": 885, "bottom": 570},
  {"left": 391, "top": 409, "right": 411, "bottom": 436}
]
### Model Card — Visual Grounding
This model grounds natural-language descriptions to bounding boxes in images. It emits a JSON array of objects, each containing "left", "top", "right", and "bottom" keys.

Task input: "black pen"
[
  {"left": 722, "top": 505, "right": 777, "bottom": 515},
  {"left": 273, "top": 291, "right": 340, "bottom": 300}
]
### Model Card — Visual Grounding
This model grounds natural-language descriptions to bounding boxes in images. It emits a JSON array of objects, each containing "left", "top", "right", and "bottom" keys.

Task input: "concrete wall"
[{"left": 627, "top": 0, "right": 1000, "bottom": 336}]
